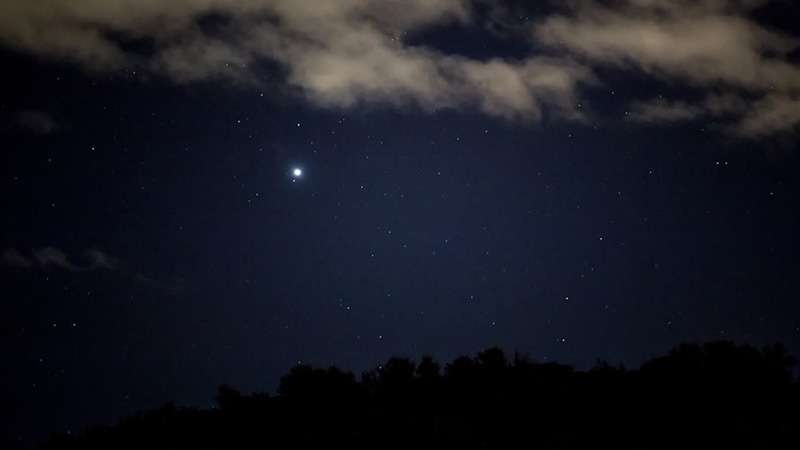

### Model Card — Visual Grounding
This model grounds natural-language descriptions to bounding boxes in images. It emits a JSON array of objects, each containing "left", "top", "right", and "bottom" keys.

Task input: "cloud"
[
  {"left": 534, "top": 0, "right": 800, "bottom": 91},
  {"left": 533, "top": 0, "right": 800, "bottom": 136},
  {"left": 1, "top": 249, "right": 34, "bottom": 269},
  {"left": 0, "top": 0, "right": 798, "bottom": 135},
  {"left": 1, "top": 247, "right": 117, "bottom": 271},
  {"left": 247, "top": 2, "right": 594, "bottom": 120},
  {"left": 629, "top": 99, "right": 704, "bottom": 123},
  {"left": 736, "top": 94, "right": 800, "bottom": 137},
  {"left": 0, "top": 0, "right": 592, "bottom": 122},
  {"left": 629, "top": 92, "right": 800, "bottom": 136},
  {"left": 15, "top": 110, "right": 59, "bottom": 134},
  {"left": 33, "top": 247, "right": 82, "bottom": 271},
  {"left": 85, "top": 249, "right": 119, "bottom": 270},
  {"left": 627, "top": 93, "right": 748, "bottom": 125}
]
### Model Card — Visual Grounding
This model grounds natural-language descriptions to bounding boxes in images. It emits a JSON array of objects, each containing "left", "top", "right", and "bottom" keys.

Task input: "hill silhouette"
[{"left": 37, "top": 341, "right": 799, "bottom": 449}]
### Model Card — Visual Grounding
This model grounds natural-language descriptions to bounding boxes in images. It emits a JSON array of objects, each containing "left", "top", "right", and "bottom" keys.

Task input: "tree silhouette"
[{"left": 36, "top": 341, "right": 799, "bottom": 449}]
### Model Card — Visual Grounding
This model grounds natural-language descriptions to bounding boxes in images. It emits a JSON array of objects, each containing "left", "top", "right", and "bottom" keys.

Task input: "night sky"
[{"left": 2, "top": 0, "right": 800, "bottom": 445}]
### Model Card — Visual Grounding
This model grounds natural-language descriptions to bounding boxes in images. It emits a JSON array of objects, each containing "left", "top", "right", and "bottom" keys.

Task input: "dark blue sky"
[{"left": 2, "top": 0, "right": 799, "bottom": 446}]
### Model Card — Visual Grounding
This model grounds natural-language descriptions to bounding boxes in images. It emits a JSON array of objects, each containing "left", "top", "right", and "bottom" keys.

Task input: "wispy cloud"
[
  {"left": 1, "top": 249, "right": 34, "bottom": 269},
  {"left": 33, "top": 247, "right": 82, "bottom": 271},
  {"left": 85, "top": 249, "right": 119, "bottom": 270},
  {"left": 15, "top": 110, "right": 59, "bottom": 134},
  {"left": 629, "top": 99, "right": 704, "bottom": 124},
  {"left": 2, "top": 247, "right": 118, "bottom": 271}
]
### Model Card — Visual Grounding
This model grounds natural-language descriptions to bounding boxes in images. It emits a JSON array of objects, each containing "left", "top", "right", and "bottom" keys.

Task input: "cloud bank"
[
  {"left": 1, "top": 0, "right": 798, "bottom": 136},
  {"left": 0, "top": 0, "right": 592, "bottom": 122}
]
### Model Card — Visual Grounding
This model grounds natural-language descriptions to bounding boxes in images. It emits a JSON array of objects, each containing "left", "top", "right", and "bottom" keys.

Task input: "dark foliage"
[{"left": 39, "top": 341, "right": 799, "bottom": 449}]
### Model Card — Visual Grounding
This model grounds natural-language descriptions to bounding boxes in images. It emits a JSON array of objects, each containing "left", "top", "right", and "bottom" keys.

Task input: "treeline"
[{"left": 42, "top": 341, "right": 799, "bottom": 449}]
